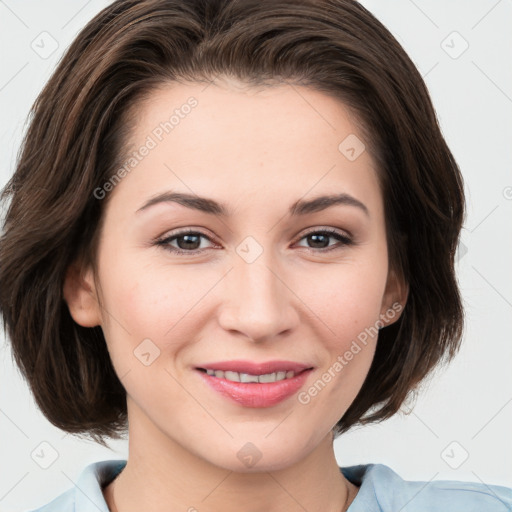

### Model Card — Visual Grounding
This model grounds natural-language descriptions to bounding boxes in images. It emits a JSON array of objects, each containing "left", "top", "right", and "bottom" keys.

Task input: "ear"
[
  {"left": 379, "top": 267, "right": 408, "bottom": 328},
  {"left": 62, "top": 261, "right": 102, "bottom": 327}
]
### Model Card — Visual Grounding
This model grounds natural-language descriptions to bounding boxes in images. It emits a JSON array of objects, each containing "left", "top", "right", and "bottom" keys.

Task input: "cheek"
[
  {"left": 96, "top": 253, "right": 216, "bottom": 356},
  {"left": 321, "top": 283, "right": 382, "bottom": 380},
  {"left": 295, "top": 279, "right": 383, "bottom": 423},
  {"left": 296, "top": 254, "right": 388, "bottom": 397},
  {"left": 304, "top": 261, "right": 388, "bottom": 342},
  {"left": 95, "top": 262, "right": 205, "bottom": 402}
]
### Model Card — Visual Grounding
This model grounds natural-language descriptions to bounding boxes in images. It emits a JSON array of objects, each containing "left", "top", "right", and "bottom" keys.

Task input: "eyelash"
[{"left": 154, "top": 228, "right": 353, "bottom": 255}]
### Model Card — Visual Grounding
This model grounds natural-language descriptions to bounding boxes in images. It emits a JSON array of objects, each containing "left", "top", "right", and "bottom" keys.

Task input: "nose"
[{"left": 217, "top": 250, "right": 299, "bottom": 343}]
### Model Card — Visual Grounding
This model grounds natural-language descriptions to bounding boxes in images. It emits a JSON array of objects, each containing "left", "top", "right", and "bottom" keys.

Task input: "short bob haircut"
[{"left": 0, "top": 0, "right": 464, "bottom": 448}]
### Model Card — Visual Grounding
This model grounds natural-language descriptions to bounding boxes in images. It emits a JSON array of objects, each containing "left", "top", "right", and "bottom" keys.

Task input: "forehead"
[{"left": 108, "top": 79, "right": 382, "bottom": 219}]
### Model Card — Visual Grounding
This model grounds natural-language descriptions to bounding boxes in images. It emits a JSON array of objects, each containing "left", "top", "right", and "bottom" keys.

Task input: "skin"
[{"left": 64, "top": 77, "right": 407, "bottom": 512}]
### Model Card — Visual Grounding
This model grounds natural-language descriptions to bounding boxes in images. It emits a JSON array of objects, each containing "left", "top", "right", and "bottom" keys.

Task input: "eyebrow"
[{"left": 136, "top": 191, "right": 369, "bottom": 217}]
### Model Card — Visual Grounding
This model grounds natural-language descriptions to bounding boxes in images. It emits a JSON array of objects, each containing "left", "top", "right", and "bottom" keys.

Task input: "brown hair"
[{"left": 0, "top": 0, "right": 464, "bottom": 447}]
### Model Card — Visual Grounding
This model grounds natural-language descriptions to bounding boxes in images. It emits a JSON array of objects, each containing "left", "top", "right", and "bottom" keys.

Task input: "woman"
[{"left": 0, "top": 0, "right": 510, "bottom": 510}]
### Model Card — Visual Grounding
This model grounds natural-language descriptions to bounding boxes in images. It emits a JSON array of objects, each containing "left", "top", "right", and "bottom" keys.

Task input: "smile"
[
  {"left": 195, "top": 365, "right": 314, "bottom": 408},
  {"left": 199, "top": 368, "right": 299, "bottom": 383}
]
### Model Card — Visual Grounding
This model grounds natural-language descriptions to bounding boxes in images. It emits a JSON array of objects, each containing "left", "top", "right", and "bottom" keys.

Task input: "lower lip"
[{"left": 196, "top": 369, "right": 313, "bottom": 408}]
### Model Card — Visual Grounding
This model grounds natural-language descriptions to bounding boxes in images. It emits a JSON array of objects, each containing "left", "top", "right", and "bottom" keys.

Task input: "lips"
[
  {"left": 195, "top": 360, "right": 315, "bottom": 407},
  {"left": 196, "top": 360, "right": 314, "bottom": 375},
  {"left": 197, "top": 368, "right": 313, "bottom": 407}
]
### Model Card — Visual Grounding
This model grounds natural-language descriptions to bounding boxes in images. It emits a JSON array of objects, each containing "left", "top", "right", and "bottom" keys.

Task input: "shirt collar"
[{"left": 73, "top": 459, "right": 387, "bottom": 511}]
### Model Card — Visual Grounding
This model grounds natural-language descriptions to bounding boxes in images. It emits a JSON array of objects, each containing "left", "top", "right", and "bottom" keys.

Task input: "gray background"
[{"left": 0, "top": 0, "right": 511, "bottom": 510}]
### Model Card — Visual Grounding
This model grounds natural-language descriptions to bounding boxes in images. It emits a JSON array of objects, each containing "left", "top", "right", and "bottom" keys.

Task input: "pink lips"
[{"left": 195, "top": 360, "right": 314, "bottom": 408}]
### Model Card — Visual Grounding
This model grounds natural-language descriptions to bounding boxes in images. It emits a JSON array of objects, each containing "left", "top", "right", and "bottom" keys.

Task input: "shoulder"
[
  {"left": 25, "top": 459, "right": 127, "bottom": 512},
  {"left": 341, "top": 463, "right": 512, "bottom": 511},
  {"left": 25, "top": 488, "right": 75, "bottom": 512}
]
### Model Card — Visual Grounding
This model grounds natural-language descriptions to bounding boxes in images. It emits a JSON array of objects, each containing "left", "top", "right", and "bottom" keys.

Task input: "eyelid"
[
  {"left": 298, "top": 226, "right": 353, "bottom": 242},
  {"left": 154, "top": 228, "right": 218, "bottom": 250}
]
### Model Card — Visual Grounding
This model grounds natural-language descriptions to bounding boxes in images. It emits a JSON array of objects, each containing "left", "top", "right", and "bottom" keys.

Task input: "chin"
[{"left": 204, "top": 434, "right": 316, "bottom": 474}]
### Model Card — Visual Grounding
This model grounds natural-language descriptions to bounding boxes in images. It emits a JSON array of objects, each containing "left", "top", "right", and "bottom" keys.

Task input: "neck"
[{"left": 103, "top": 404, "right": 358, "bottom": 512}]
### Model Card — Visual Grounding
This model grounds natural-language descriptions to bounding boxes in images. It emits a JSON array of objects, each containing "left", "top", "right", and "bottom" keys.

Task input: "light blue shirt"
[{"left": 27, "top": 459, "right": 512, "bottom": 511}]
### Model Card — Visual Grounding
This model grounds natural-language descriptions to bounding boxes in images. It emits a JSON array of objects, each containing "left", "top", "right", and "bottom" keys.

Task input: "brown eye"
[
  {"left": 155, "top": 230, "right": 216, "bottom": 255},
  {"left": 295, "top": 229, "right": 353, "bottom": 252}
]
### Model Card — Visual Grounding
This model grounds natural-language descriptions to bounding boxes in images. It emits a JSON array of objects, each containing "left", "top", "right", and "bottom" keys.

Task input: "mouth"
[
  {"left": 196, "top": 367, "right": 312, "bottom": 383},
  {"left": 194, "top": 361, "right": 315, "bottom": 408}
]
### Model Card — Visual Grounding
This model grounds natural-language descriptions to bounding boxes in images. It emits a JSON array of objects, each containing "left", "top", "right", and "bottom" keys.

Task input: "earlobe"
[
  {"left": 62, "top": 262, "right": 102, "bottom": 327},
  {"left": 380, "top": 268, "right": 409, "bottom": 327}
]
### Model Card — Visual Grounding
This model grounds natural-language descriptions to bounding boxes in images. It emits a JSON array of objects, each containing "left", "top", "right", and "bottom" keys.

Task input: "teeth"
[{"left": 205, "top": 369, "right": 297, "bottom": 383}]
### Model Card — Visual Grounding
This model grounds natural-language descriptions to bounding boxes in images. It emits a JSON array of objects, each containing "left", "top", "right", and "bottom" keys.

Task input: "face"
[{"left": 65, "top": 78, "right": 404, "bottom": 473}]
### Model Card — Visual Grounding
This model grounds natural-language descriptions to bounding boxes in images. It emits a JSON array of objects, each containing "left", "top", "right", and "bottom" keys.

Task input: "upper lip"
[{"left": 196, "top": 360, "right": 314, "bottom": 375}]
